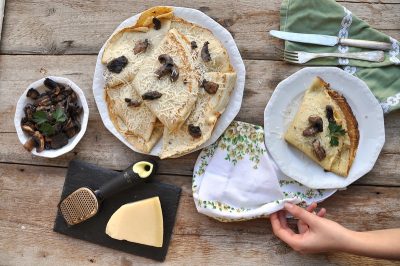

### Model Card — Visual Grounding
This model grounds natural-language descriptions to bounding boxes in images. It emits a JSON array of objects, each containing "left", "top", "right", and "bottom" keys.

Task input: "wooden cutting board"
[{"left": 53, "top": 160, "right": 181, "bottom": 262}]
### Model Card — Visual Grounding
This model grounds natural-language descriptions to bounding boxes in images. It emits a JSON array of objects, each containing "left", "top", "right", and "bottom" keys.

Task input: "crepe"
[
  {"left": 160, "top": 72, "right": 237, "bottom": 159},
  {"left": 132, "top": 28, "right": 199, "bottom": 131},
  {"left": 124, "top": 121, "right": 164, "bottom": 153},
  {"left": 105, "top": 82, "right": 157, "bottom": 141},
  {"left": 102, "top": 7, "right": 173, "bottom": 87},
  {"left": 284, "top": 77, "right": 359, "bottom": 176},
  {"left": 171, "top": 17, "right": 232, "bottom": 73}
]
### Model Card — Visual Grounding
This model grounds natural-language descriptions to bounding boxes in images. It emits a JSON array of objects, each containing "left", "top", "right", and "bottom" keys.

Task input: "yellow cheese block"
[{"left": 106, "top": 197, "right": 163, "bottom": 247}]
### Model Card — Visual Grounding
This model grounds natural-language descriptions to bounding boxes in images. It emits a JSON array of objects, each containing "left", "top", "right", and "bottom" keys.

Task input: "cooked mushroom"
[
  {"left": 127, "top": 100, "right": 141, "bottom": 107},
  {"left": 27, "top": 88, "right": 40, "bottom": 99},
  {"left": 201, "top": 79, "right": 219, "bottom": 94},
  {"left": 107, "top": 56, "right": 128, "bottom": 73},
  {"left": 153, "top": 17, "right": 161, "bottom": 30},
  {"left": 32, "top": 131, "right": 45, "bottom": 152},
  {"left": 44, "top": 78, "right": 61, "bottom": 90},
  {"left": 35, "top": 94, "right": 52, "bottom": 106},
  {"left": 191, "top": 41, "right": 198, "bottom": 49},
  {"left": 23, "top": 138, "right": 36, "bottom": 152},
  {"left": 24, "top": 104, "right": 36, "bottom": 119},
  {"left": 154, "top": 54, "right": 179, "bottom": 82},
  {"left": 142, "top": 91, "right": 162, "bottom": 100},
  {"left": 21, "top": 122, "right": 36, "bottom": 135},
  {"left": 134, "top": 39, "right": 150, "bottom": 55},
  {"left": 303, "top": 115, "right": 323, "bottom": 136},
  {"left": 201, "top": 41, "right": 211, "bottom": 62},
  {"left": 326, "top": 105, "right": 335, "bottom": 123},
  {"left": 188, "top": 124, "right": 202, "bottom": 138},
  {"left": 50, "top": 133, "right": 69, "bottom": 149},
  {"left": 312, "top": 139, "right": 326, "bottom": 161}
]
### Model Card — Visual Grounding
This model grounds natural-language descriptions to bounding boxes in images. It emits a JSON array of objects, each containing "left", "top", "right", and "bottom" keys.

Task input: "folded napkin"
[
  {"left": 193, "top": 121, "right": 336, "bottom": 222},
  {"left": 281, "top": 0, "right": 400, "bottom": 113}
]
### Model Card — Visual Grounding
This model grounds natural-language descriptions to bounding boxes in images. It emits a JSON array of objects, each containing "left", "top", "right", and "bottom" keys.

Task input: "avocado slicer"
[{"left": 58, "top": 160, "right": 156, "bottom": 226}]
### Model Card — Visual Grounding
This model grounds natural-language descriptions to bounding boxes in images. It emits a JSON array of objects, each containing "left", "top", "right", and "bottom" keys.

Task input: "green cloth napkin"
[{"left": 280, "top": 0, "right": 400, "bottom": 113}]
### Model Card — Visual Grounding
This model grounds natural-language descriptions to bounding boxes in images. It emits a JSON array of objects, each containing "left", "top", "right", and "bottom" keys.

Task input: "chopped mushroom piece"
[
  {"left": 191, "top": 41, "right": 198, "bottom": 49},
  {"left": 201, "top": 41, "right": 211, "bottom": 62},
  {"left": 201, "top": 79, "right": 219, "bottom": 94},
  {"left": 326, "top": 105, "right": 335, "bottom": 123},
  {"left": 133, "top": 39, "right": 150, "bottom": 55},
  {"left": 188, "top": 124, "right": 202, "bottom": 138},
  {"left": 27, "top": 88, "right": 40, "bottom": 99},
  {"left": 303, "top": 115, "right": 323, "bottom": 136},
  {"left": 127, "top": 100, "right": 141, "bottom": 107},
  {"left": 142, "top": 91, "right": 162, "bottom": 100},
  {"left": 23, "top": 138, "right": 36, "bottom": 152},
  {"left": 152, "top": 17, "right": 161, "bottom": 30},
  {"left": 154, "top": 54, "right": 179, "bottom": 82},
  {"left": 312, "top": 139, "right": 326, "bottom": 161},
  {"left": 32, "top": 131, "right": 45, "bottom": 153},
  {"left": 50, "top": 133, "right": 69, "bottom": 149},
  {"left": 107, "top": 56, "right": 128, "bottom": 73}
]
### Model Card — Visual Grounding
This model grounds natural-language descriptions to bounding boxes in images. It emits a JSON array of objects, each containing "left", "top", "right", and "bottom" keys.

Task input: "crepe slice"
[
  {"left": 105, "top": 82, "right": 157, "bottom": 141},
  {"left": 159, "top": 72, "right": 237, "bottom": 159},
  {"left": 171, "top": 17, "right": 232, "bottom": 73},
  {"left": 124, "top": 121, "right": 164, "bottom": 154},
  {"left": 101, "top": 7, "right": 173, "bottom": 87},
  {"left": 133, "top": 28, "right": 199, "bottom": 131},
  {"left": 284, "top": 77, "right": 359, "bottom": 177}
]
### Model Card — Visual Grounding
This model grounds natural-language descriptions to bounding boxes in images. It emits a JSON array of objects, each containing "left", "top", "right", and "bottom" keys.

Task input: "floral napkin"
[
  {"left": 192, "top": 121, "right": 336, "bottom": 222},
  {"left": 281, "top": 0, "right": 400, "bottom": 113}
]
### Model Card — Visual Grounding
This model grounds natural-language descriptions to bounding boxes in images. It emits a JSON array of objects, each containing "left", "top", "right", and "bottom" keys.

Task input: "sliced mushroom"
[
  {"left": 21, "top": 123, "right": 36, "bottom": 135},
  {"left": 142, "top": 91, "right": 162, "bottom": 100},
  {"left": 134, "top": 39, "right": 150, "bottom": 55},
  {"left": 35, "top": 94, "right": 52, "bottom": 106},
  {"left": 44, "top": 78, "right": 61, "bottom": 90},
  {"left": 127, "top": 100, "right": 141, "bottom": 107},
  {"left": 32, "top": 131, "right": 45, "bottom": 152},
  {"left": 107, "top": 56, "right": 128, "bottom": 73},
  {"left": 201, "top": 41, "right": 211, "bottom": 62},
  {"left": 302, "top": 115, "right": 323, "bottom": 136},
  {"left": 152, "top": 17, "right": 161, "bottom": 30},
  {"left": 312, "top": 139, "right": 326, "bottom": 161},
  {"left": 191, "top": 41, "right": 198, "bottom": 49},
  {"left": 24, "top": 104, "right": 36, "bottom": 120},
  {"left": 23, "top": 138, "right": 36, "bottom": 152},
  {"left": 201, "top": 79, "right": 219, "bottom": 94},
  {"left": 27, "top": 88, "right": 40, "bottom": 99},
  {"left": 154, "top": 54, "right": 179, "bottom": 82},
  {"left": 188, "top": 124, "right": 202, "bottom": 138},
  {"left": 326, "top": 105, "right": 335, "bottom": 123},
  {"left": 50, "top": 133, "right": 69, "bottom": 149}
]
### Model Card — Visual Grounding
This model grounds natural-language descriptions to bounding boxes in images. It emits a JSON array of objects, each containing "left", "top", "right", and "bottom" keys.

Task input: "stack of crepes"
[{"left": 101, "top": 6, "right": 237, "bottom": 158}]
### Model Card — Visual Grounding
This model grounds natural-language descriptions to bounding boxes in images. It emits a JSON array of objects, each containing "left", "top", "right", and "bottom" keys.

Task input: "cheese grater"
[{"left": 58, "top": 160, "right": 156, "bottom": 226}]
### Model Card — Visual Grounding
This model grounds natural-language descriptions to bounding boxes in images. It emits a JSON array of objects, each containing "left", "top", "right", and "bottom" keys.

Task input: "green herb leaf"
[
  {"left": 330, "top": 136, "right": 339, "bottom": 146},
  {"left": 39, "top": 122, "right": 55, "bottom": 136},
  {"left": 53, "top": 107, "right": 67, "bottom": 123},
  {"left": 32, "top": 111, "right": 48, "bottom": 125},
  {"left": 328, "top": 121, "right": 346, "bottom": 147}
]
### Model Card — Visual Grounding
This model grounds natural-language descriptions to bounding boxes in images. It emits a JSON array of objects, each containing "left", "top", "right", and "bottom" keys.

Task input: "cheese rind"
[{"left": 105, "top": 197, "right": 163, "bottom": 247}]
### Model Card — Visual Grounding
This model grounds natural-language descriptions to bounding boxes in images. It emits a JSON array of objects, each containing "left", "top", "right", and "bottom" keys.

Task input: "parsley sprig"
[
  {"left": 32, "top": 107, "right": 67, "bottom": 136},
  {"left": 328, "top": 121, "right": 346, "bottom": 146}
]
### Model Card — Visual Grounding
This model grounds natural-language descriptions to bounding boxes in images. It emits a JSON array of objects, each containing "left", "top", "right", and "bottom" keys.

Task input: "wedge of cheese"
[
  {"left": 106, "top": 197, "right": 163, "bottom": 247},
  {"left": 284, "top": 77, "right": 359, "bottom": 177}
]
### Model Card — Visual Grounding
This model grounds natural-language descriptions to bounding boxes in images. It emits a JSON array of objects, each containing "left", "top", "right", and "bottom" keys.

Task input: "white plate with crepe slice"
[
  {"left": 93, "top": 6, "right": 245, "bottom": 158},
  {"left": 264, "top": 67, "right": 385, "bottom": 189}
]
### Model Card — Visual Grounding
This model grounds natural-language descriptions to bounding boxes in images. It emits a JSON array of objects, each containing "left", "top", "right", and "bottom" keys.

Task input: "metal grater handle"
[{"left": 94, "top": 160, "right": 156, "bottom": 201}]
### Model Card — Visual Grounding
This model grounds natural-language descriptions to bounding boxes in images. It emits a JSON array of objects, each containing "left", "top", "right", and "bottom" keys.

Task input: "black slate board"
[{"left": 53, "top": 160, "right": 181, "bottom": 262}]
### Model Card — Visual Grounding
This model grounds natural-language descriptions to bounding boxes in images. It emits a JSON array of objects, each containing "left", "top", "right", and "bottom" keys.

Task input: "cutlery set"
[{"left": 270, "top": 30, "right": 391, "bottom": 64}]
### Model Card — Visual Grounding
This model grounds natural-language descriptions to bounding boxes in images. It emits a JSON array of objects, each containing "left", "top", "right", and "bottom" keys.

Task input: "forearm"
[{"left": 341, "top": 229, "right": 400, "bottom": 260}]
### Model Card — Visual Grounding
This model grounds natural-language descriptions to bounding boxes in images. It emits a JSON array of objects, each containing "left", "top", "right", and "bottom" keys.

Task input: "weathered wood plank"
[
  {"left": 1, "top": 55, "right": 399, "bottom": 185},
  {"left": 0, "top": 1, "right": 399, "bottom": 59},
  {"left": 0, "top": 163, "right": 399, "bottom": 265}
]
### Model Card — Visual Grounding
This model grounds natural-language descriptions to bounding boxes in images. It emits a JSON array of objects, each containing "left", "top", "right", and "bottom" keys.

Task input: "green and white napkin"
[{"left": 280, "top": 0, "right": 400, "bottom": 113}]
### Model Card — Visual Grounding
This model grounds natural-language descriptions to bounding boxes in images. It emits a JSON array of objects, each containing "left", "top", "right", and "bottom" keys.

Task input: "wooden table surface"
[{"left": 1, "top": 1, "right": 399, "bottom": 265}]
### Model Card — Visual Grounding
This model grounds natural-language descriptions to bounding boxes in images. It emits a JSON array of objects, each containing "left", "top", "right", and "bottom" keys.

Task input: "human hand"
[{"left": 270, "top": 202, "right": 351, "bottom": 254}]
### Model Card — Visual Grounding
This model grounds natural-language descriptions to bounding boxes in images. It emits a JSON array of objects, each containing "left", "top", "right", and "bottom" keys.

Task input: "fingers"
[
  {"left": 317, "top": 208, "right": 326, "bottom": 217},
  {"left": 270, "top": 212, "right": 298, "bottom": 246},
  {"left": 306, "top": 202, "right": 317, "bottom": 212},
  {"left": 278, "top": 210, "right": 289, "bottom": 229},
  {"left": 284, "top": 203, "right": 319, "bottom": 226}
]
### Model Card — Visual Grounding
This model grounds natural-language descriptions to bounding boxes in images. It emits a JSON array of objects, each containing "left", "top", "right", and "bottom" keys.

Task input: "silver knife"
[{"left": 270, "top": 30, "right": 392, "bottom": 51}]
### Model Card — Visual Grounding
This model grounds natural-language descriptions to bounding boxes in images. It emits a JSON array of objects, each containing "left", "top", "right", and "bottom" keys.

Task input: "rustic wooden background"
[{"left": 1, "top": 1, "right": 399, "bottom": 265}]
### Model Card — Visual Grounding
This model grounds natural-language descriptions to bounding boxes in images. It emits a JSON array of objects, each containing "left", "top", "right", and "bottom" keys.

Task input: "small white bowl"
[{"left": 14, "top": 76, "right": 89, "bottom": 158}]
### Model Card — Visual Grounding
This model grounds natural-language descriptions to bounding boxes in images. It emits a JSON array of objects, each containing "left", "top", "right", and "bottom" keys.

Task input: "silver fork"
[{"left": 278, "top": 48, "right": 385, "bottom": 64}]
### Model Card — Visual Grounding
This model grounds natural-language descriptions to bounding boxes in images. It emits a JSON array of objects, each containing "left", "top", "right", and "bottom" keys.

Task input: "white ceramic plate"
[
  {"left": 264, "top": 67, "right": 385, "bottom": 189},
  {"left": 92, "top": 7, "right": 246, "bottom": 157},
  {"left": 14, "top": 76, "right": 89, "bottom": 158}
]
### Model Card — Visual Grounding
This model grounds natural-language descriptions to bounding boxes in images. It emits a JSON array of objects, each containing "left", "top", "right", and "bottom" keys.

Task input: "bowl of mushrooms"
[{"left": 14, "top": 76, "right": 89, "bottom": 158}]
